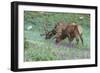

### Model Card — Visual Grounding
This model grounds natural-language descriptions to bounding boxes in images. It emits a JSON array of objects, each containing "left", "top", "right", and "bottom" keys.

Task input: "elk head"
[
  {"left": 40, "top": 22, "right": 56, "bottom": 39},
  {"left": 45, "top": 29, "right": 56, "bottom": 39}
]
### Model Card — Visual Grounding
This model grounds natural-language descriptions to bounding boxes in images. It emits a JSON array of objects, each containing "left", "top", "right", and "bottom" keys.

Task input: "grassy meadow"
[{"left": 24, "top": 11, "right": 90, "bottom": 61}]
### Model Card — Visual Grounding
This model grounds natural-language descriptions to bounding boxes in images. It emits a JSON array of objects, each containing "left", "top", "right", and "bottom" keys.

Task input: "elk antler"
[
  {"left": 40, "top": 22, "right": 49, "bottom": 36},
  {"left": 40, "top": 13, "right": 49, "bottom": 36},
  {"left": 43, "top": 22, "right": 48, "bottom": 34}
]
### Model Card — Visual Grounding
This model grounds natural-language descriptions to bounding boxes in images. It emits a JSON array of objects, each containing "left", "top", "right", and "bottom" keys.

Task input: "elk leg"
[
  {"left": 76, "top": 36, "right": 79, "bottom": 45},
  {"left": 80, "top": 34, "right": 83, "bottom": 45},
  {"left": 68, "top": 37, "right": 74, "bottom": 46}
]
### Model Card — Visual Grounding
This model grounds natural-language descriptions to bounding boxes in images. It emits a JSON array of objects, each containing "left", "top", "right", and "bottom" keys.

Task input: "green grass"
[{"left": 24, "top": 11, "right": 90, "bottom": 61}]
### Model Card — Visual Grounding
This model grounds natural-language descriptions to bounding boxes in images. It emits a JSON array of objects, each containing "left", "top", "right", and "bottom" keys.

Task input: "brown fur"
[
  {"left": 43, "top": 22, "right": 83, "bottom": 45},
  {"left": 55, "top": 22, "right": 83, "bottom": 45}
]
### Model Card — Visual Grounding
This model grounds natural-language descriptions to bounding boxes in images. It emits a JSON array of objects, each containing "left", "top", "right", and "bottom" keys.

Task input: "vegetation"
[{"left": 24, "top": 11, "right": 90, "bottom": 61}]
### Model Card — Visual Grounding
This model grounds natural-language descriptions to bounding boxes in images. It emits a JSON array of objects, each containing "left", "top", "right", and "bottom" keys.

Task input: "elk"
[{"left": 41, "top": 22, "right": 83, "bottom": 45}]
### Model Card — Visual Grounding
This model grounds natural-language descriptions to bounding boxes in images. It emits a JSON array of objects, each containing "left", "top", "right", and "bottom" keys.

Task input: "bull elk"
[{"left": 41, "top": 22, "right": 83, "bottom": 45}]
